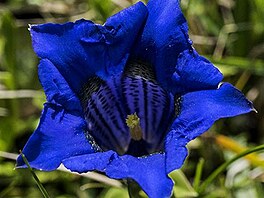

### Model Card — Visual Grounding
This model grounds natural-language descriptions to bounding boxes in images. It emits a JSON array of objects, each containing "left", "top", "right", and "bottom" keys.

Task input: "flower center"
[{"left": 80, "top": 60, "right": 180, "bottom": 157}]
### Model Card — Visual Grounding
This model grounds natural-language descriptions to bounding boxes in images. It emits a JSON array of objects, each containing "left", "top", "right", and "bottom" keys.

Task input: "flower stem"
[
  {"left": 198, "top": 144, "right": 264, "bottom": 194},
  {"left": 127, "top": 179, "right": 141, "bottom": 198}
]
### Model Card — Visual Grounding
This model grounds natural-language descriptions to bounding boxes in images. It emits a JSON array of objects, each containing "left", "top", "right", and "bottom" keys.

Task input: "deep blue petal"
[
  {"left": 133, "top": 0, "right": 191, "bottom": 93},
  {"left": 171, "top": 49, "right": 223, "bottom": 94},
  {"left": 172, "top": 83, "right": 255, "bottom": 140},
  {"left": 38, "top": 59, "right": 82, "bottom": 114},
  {"left": 135, "top": 0, "right": 189, "bottom": 58},
  {"left": 16, "top": 103, "right": 93, "bottom": 171},
  {"left": 165, "top": 131, "right": 188, "bottom": 173},
  {"left": 62, "top": 151, "right": 116, "bottom": 173},
  {"left": 165, "top": 83, "right": 255, "bottom": 172},
  {"left": 64, "top": 152, "right": 173, "bottom": 198},
  {"left": 31, "top": 2, "right": 147, "bottom": 93},
  {"left": 106, "top": 154, "right": 173, "bottom": 198}
]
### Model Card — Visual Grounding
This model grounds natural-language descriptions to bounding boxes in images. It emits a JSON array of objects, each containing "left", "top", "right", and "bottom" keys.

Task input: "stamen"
[{"left": 126, "top": 113, "right": 143, "bottom": 141}]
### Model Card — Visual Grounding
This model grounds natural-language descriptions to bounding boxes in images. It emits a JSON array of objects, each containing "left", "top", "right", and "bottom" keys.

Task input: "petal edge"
[{"left": 16, "top": 103, "right": 94, "bottom": 171}]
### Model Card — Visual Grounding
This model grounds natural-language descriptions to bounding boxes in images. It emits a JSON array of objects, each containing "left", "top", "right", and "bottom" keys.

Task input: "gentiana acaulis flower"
[{"left": 16, "top": 0, "right": 255, "bottom": 197}]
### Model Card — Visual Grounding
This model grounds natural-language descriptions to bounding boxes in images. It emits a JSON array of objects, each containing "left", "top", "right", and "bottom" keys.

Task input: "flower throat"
[{"left": 79, "top": 60, "right": 179, "bottom": 157}]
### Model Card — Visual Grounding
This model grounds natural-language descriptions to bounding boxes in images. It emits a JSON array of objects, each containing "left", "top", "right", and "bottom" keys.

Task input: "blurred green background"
[{"left": 0, "top": 0, "right": 263, "bottom": 197}]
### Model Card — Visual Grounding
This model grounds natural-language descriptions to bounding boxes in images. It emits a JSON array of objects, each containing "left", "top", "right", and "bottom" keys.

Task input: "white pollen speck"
[{"left": 28, "top": 24, "right": 32, "bottom": 31}]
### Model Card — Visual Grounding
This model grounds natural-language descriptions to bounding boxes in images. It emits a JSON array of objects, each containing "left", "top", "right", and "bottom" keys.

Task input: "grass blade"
[
  {"left": 198, "top": 144, "right": 264, "bottom": 194},
  {"left": 20, "top": 152, "right": 51, "bottom": 198}
]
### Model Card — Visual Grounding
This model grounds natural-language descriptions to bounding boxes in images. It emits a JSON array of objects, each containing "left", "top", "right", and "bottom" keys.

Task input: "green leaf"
[{"left": 169, "top": 170, "right": 198, "bottom": 198}]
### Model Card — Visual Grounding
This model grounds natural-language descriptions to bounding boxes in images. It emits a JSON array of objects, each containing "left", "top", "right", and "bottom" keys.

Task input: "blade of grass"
[
  {"left": 193, "top": 158, "right": 205, "bottom": 191},
  {"left": 20, "top": 152, "right": 51, "bottom": 198},
  {"left": 198, "top": 144, "right": 264, "bottom": 194}
]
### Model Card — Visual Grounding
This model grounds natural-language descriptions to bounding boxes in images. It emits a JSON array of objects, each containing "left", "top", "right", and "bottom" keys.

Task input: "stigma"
[{"left": 126, "top": 113, "right": 143, "bottom": 141}]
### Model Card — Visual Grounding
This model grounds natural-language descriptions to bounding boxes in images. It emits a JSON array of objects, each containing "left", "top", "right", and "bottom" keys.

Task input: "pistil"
[{"left": 126, "top": 113, "right": 143, "bottom": 141}]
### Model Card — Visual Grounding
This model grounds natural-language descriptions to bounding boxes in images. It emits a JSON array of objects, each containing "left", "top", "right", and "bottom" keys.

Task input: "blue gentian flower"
[{"left": 16, "top": 0, "right": 254, "bottom": 197}]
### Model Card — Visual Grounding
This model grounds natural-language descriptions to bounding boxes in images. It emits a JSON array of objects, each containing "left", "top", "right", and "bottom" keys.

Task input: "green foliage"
[
  {"left": 170, "top": 170, "right": 198, "bottom": 198},
  {"left": 0, "top": 0, "right": 263, "bottom": 197},
  {"left": 87, "top": 0, "right": 115, "bottom": 21},
  {"left": 100, "top": 187, "right": 129, "bottom": 198}
]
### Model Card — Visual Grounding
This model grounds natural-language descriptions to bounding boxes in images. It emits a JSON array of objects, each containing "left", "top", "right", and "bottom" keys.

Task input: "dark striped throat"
[{"left": 79, "top": 60, "right": 181, "bottom": 157}]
